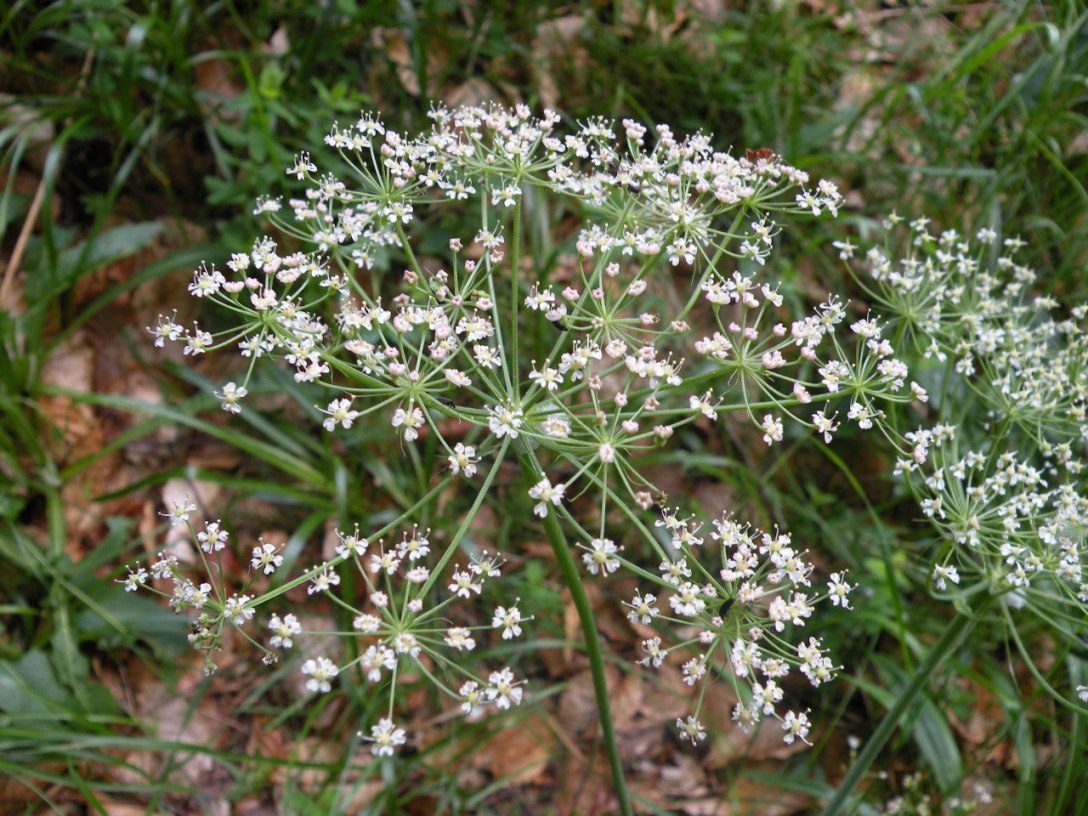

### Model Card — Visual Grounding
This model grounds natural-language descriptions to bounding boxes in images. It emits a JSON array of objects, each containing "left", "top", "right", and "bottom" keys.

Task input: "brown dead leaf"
[
  {"left": 555, "top": 746, "right": 618, "bottom": 816},
  {"left": 729, "top": 771, "right": 815, "bottom": 815},
  {"left": 194, "top": 53, "right": 245, "bottom": 123},
  {"left": 99, "top": 803, "right": 150, "bottom": 816},
  {"left": 270, "top": 737, "right": 342, "bottom": 793},
  {"left": 532, "top": 15, "right": 587, "bottom": 111},
  {"left": 558, "top": 670, "right": 601, "bottom": 738},
  {"left": 443, "top": 78, "right": 504, "bottom": 110},
  {"left": 609, "top": 672, "right": 645, "bottom": 732},
  {"left": 558, "top": 666, "right": 626, "bottom": 742},
  {"left": 107, "top": 685, "right": 230, "bottom": 806},
  {"left": 473, "top": 711, "right": 556, "bottom": 787},
  {"left": 370, "top": 28, "right": 448, "bottom": 99}
]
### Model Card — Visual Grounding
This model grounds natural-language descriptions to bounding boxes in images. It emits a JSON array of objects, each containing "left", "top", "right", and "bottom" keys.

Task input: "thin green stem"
[
  {"left": 517, "top": 446, "right": 632, "bottom": 816},
  {"left": 821, "top": 602, "right": 981, "bottom": 815}
]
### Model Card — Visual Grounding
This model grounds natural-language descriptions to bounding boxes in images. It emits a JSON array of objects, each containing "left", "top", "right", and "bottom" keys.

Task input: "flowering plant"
[{"left": 130, "top": 104, "right": 965, "bottom": 810}]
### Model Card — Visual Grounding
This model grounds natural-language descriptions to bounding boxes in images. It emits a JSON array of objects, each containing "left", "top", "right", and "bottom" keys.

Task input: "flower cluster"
[
  {"left": 138, "top": 104, "right": 878, "bottom": 754},
  {"left": 625, "top": 508, "right": 851, "bottom": 745},
  {"left": 127, "top": 502, "right": 530, "bottom": 754},
  {"left": 840, "top": 217, "right": 1088, "bottom": 705}
]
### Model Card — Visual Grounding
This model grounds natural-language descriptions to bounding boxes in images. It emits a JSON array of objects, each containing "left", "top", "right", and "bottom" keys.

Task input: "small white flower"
[
  {"left": 268, "top": 613, "right": 301, "bottom": 649},
  {"left": 353, "top": 613, "right": 381, "bottom": 633},
  {"left": 639, "top": 636, "right": 667, "bottom": 668},
  {"left": 625, "top": 592, "right": 658, "bottom": 624},
  {"left": 322, "top": 398, "right": 360, "bottom": 431},
  {"left": 932, "top": 563, "right": 960, "bottom": 590},
  {"left": 492, "top": 605, "right": 524, "bottom": 640},
  {"left": 223, "top": 594, "right": 254, "bottom": 626},
  {"left": 161, "top": 498, "right": 196, "bottom": 527},
  {"left": 677, "top": 715, "right": 706, "bottom": 743},
  {"left": 308, "top": 564, "right": 341, "bottom": 594},
  {"left": 690, "top": 391, "right": 716, "bottom": 420},
  {"left": 528, "top": 478, "right": 565, "bottom": 518},
  {"left": 444, "top": 627, "right": 476, "bottom": 651},
  {"left": 582, "top": 538, "right": 621, "bottom": 576},
  {"left": 365, "top": 718, "right": 406, "bottom": 756},
  {"left": 487, "top": 404, "right": 523, "bottom": 438},
  {"left": 448, "top": 443, "right": 478, "bottom": 477},
  {"left": 782, "top": 710, "right": 811, "bottom": 745},
  {"left": 123, "top": 566, "right": 147, "bottom": 592},
  {"left": 217, "top": 382, "right": 247, "bottom": 414},
  {"left": 250, "top": 542, "right": 283, "bottom": 575},
  {"left": 486, "top": 668, "right": 523, "bottom": 710},
  {"left": 847, "top": 401, "right": 874, "bottom": 430},
  {"left": 827, "top": 572, "right": 854, "bottom": 609},
  {"left": 761, "top": 414, "right": 784, "bottom": 445},
  {"left": 460, "top": 681, "right": 485, "bottom": 717},
  {"left": 197, "top": 521, "right": 229, "bottom": 553},
  {"left": 392, "top": 405, "right": 425, "bottom": 441},
  {"left": 812, "top": 411, "right": 839, "bottom": 444}
]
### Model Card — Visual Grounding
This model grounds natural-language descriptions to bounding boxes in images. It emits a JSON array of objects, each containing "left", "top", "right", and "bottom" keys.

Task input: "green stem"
[
  {"left": 518, "top": 448, "right": 633, "bottom": 816},
  {"left": 821, "top": 603, "right": 980, "bottom": 815}
]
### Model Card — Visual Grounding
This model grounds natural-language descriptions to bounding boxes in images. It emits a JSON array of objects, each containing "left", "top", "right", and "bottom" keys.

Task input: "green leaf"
[
  {"left": 75, "top": 591, "right": 187, "bottom": 652},
  {"left": 0, "top": 650, "right": 77, "bottom": 717},
  {"left": 25, "top": 221, "right": 165, "bottom": 307},
  {"left": 51, "top": 605, "right": 90, "bottom": 691}
]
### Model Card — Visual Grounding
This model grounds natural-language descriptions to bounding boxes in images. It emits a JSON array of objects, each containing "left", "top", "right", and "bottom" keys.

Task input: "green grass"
[{"left": 2, "top": 1, "right": 1087, "bottom": 812}]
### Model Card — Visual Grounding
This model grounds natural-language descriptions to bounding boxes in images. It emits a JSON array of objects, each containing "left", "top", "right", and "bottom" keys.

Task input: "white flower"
[
  {"left": 392, "top": 405, "right": 425, "bottom": 441},
  {"left": 287, "top": 152, "right": 317, "bottom": 179},
  {"left": 365, "top": 718, "right": 406, "bottom": 756},
  {"left": 448, "top": 443, "right": 478, "bottom": 477},
  {"left": 448, "top": 569, "right": 482, "bottom": 598},
  {"left": 761, "top": 414, "right": 784, "bottom": 445},
  {"left": 308, "top": 564, "right": 341, "bottom": 594},
  {"left": 669, "top": 582, "right": 706, "bottom": 617},
  {"left": 268, "top": 613, "right": 301, "bottom": 649},
  {"left": 528, "top": 478, "right": 565, "bottom": 518},
  {"left": 444, "top": 627, "right": 476, "bottom": 651},
  {"left": 932, "top": 563, "right": 960, "bottom": 590},
  {"left": 486, "top": 668, "right": 523, "bottom": 710},
  {"left": 582, "top": 538, "right": 621, "bottom": 576},
  {"left": 690, "top": 392, "right": 716, "bottom": 420},
  {"left": 353, "top": 613, "right": 381, "bottom": 633},
  {"left": 492, "top": 605, "right": 524, "bottom": 640},
  {"left": 223, "top": 594, "right": 254, "bottom": 626},
  {"left": 827, "top": 572, "right": 853, "bottom": 609},
  {"left": 460, "top": 681, "right": 485, "bottom": 717},
  {"left": 250, "top": 542, "right": 283, "bottom": 575},
  {"left": 322, "top": 398, "right": 359, "bottom": 431},
  {"left": 487, "top": 404, "right": 523, "bottom": 438},
  {"left": 542, "top": 416, "right": 571, "bottom": 438},
  {"left": 217, "top": 382, "right": 247, "bottom": 414},
  {"left": 677, "top": 715, "right": 706, "bottom": 743},
  {"left": 782, "top": 710, "right": 811, "bottom": 745},
  {"left": 123, "top": 566, "right": 147, "bottom": 592},
  {"left": 812, "top": 410, "right": 839, "bottom": 444},
  {"left": 639, "top": 636, "right": 667, "bottom": 668},
  {"left": 625, "top": 592, "right": 658, "bottom": 624},
  {"left": 197, "top": 521, "right": 229, "bottom": 553},
  {"left": 528, "top": 366, "right": 563, "bottom": 392},
  {"left": 161, "top": 498, "right": 196, "bottom": 527},
  {"left": 847, "top": 401, "right": 874, "bottom": 430}
]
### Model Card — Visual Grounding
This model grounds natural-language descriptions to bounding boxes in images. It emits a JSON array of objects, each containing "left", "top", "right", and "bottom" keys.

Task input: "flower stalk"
[
  {"left": 524, "top": 446, "right": 633, "bottom": 816},
  {"left": 821, "top": 602, "right": 980, "bottom": 815}
]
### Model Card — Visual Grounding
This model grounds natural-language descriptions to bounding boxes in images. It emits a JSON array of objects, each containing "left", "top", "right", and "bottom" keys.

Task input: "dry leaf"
[{"left": 474, "top": 712, "right": 556, "bottom": 786}]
